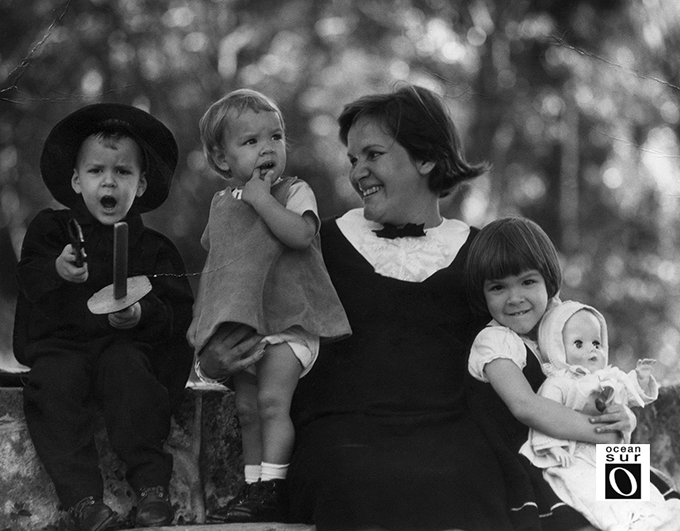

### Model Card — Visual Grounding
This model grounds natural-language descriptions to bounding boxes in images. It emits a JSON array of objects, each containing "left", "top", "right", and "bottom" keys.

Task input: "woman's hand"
[
  {"left": 198, "top": 323, "right": 265, "bottom": 381},
  {"left": 55, "top": 244, "right": 88, "bottom": 283},
  {"left": 590, "top": 402, "right": 636, "bottom": 441}
]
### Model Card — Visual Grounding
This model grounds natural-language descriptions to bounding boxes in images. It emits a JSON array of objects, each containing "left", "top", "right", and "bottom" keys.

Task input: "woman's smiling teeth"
[{"left": 361, "top": 185, "right": 382, "bottom": 198}]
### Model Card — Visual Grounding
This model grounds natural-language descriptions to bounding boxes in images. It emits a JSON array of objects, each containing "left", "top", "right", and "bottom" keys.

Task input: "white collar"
[{"left": 335, "top": 208, "right": 470, "bottom": 282}]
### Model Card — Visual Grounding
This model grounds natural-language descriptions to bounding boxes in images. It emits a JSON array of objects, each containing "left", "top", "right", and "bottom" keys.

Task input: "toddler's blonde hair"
[{"left": 199, "top": 88, "right": 284, "bottom": 178}]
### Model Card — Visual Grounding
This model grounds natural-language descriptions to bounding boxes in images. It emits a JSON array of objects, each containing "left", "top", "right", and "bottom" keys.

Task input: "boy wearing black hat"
[{"left": 13, "top": 104, "right": 194, "bottom": 531}]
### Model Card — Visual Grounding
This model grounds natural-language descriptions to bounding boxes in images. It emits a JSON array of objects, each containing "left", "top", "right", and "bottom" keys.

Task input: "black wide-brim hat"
[{"left": 40, "top": 103, "right": 178, "bottom": 212}]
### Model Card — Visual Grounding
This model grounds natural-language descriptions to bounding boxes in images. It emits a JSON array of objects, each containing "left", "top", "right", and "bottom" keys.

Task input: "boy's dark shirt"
[{"left": 13, "top": 199, "right": 194, "bottom": 401}]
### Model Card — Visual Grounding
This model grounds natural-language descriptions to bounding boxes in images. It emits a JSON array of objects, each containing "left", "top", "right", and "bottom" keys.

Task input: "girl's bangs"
[{"left": 485, "top": 239, "right": 539, "bottom": 281}]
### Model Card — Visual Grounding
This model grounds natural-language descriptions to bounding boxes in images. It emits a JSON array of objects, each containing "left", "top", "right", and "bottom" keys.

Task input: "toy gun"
[
  {"left": 68, "top": 218, "right": 86, "bottom": 267},
  {"left": 595, "top": 386, "right": 615, "bottom": 413}
]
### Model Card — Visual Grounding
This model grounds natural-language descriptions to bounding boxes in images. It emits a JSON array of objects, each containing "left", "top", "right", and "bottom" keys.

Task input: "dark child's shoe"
[
  {"left": 255, "top": 479, "right": 288, "bottom": 522},
  {"left": 225, "top": 479, "right": 287, "bottom": 523},
  {"left": 68, "top": 496, "right": 117, "bottom": 531},
  {"left": 134, "top": 486, "right": 174, "bottom": 527},
  {"left": 206, "top": 481, "right": 255, "bottom": 523}
]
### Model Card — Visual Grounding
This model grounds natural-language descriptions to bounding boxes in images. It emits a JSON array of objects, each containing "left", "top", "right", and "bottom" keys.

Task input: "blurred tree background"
[{"left": 2, "top": 0, "right": 680, "bottom": 383}]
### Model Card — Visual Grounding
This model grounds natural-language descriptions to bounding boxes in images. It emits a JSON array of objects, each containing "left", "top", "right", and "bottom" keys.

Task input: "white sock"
[
  {"left": 260, "top": 462, "right": 288, "bottom": 481},
  {"left": 244, "top": 464, "right": 262, "bottom": 484}
]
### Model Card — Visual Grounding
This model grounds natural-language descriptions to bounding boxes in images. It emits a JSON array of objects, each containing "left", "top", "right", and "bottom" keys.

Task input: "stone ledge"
[
  {"left": 632, "top": 384, "right": 680, "bottom": 487},
  {"left": 2, "top": 379, "right": 680, "bottom": 531},
  {"left": 130, "top": 525, "right": 312, "bottom": 531},
  {"left": 0, "top": 384, "right": 253, "bottom": 531}
]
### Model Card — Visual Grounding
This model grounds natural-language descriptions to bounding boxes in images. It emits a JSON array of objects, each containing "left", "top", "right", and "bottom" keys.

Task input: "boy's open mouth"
[
  {"left": 100, "top": 196, "right": 117, "bottom": 209},
  {"left": 258, "top": 161, "right": 275, "bottom": 171}
]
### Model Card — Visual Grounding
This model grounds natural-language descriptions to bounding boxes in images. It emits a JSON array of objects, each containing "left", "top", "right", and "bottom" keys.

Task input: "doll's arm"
[
  {"left": 633, "top": 359, "right": 658, "bottom": 399},
  {"left": 242, "top": 170, "right": 317, "bottom": 250},
  {"left": 485, "top": 358, "right": 622, "bottom": 444},
  {"left": 547, "top": 446, "right": 573, "bottom": 467}
]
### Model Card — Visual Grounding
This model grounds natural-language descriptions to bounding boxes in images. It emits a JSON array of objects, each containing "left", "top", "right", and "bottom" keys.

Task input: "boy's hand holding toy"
[
  {"left": 56, "top": 244, "right": 89, "bottom": 283},
  {"left": 108, "top": 302, "right": 142, "bottom": 329}
]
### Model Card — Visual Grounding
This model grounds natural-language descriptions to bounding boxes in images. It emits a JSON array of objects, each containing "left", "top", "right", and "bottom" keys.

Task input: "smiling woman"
[
  {"left": 345, "top": 117, "right": 440, "bottom": 229},
  {"left": 284, "top": 85, "right": 511, "bottom": 531},
  {"left": 195, "top": 85, "right": 505, "bottom": 530}
]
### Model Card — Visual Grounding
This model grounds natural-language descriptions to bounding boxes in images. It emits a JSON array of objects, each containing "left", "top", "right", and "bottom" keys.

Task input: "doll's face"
[
  {"left": 71, "top": 134, "right": 147, "bottom": 225},
  {"left": 562, "top": 310, "right": 606, "bottom": 371}
]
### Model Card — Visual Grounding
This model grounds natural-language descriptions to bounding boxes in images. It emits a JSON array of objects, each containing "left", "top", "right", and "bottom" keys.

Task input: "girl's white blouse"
[
  {"left": 468, "top": 324, "right": 539, "bottom": 383},
  {"left": 335, "top": 208, "right": 471, "bottom": 283}
]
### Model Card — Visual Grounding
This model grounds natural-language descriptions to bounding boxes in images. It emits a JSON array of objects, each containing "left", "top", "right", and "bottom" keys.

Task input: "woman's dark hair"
[
  {"left": 338, "top": 84, "right": 490, "bottom": 197},
  {"left": 465, "top": 217, "right": 563, "bottom": 314}
]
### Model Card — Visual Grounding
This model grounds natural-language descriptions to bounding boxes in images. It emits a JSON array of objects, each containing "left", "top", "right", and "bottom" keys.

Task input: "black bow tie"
[{"left": 373, "top": 223, "right": 426, "bottom": 239}]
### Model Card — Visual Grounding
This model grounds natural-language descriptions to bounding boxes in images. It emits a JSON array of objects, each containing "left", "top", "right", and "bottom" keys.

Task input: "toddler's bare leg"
[{"left": 256, "top": 342, "right": 302, "bottom": 464}]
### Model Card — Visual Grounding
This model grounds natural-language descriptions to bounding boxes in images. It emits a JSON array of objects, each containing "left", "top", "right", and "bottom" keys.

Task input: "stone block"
[
  {"left": 633, "top": 384, "right": 680, "bottom": 489},
  {"left": 0, "top": 385, "right": 245, "bottom": 531},
  {"left": 3, "top": 379, "right": 680, "bottom": 531},
  {"left": 1, "top": 386, "right": 58, "bottom": 530}
]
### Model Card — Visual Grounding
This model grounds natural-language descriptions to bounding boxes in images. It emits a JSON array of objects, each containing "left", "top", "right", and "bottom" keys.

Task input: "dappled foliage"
[{"left": 2, "top": 0, "right": 680, "bottom": 382}]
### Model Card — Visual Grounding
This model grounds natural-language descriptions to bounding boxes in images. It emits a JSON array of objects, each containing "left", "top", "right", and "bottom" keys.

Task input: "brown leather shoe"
[
  {"left": 68, "top": 497, "right": 117, "bottom": 531},
  {"left": 134, "top": 486, "right": 174, "bottom": 527}
]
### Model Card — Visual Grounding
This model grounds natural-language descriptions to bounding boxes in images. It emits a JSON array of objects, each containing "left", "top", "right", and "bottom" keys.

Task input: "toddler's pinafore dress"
[{"left": 191, "top": 177, "right": 351, "bottom": 373}]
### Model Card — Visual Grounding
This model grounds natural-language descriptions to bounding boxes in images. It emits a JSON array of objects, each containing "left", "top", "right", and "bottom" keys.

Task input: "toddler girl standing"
[{"left": 188, "top": 89, "right": 351, "bottom": 523}]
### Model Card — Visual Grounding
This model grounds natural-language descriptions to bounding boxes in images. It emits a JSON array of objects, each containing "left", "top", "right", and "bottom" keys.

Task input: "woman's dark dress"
[{"left": 288, "top": 219, "right": 512, "bottom": 531}]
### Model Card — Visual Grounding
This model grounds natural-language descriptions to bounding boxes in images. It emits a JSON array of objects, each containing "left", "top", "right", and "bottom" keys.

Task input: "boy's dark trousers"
[{"left": 23, "top": 336, "right": 173, "bottom": 509}]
